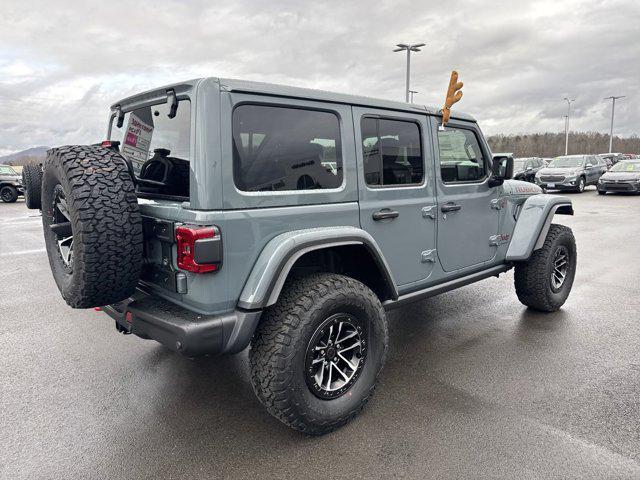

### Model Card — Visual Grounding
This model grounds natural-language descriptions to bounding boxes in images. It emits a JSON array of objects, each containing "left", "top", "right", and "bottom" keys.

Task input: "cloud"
[{"left": 0, "top": 0, "right": 637, "bottom": 153}]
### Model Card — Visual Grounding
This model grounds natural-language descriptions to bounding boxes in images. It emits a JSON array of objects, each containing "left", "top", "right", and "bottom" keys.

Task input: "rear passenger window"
[
  {"left": 233, "top": 105, "right": 343, "bottom": 192},
  {"left": 361, "top": 117, "right": 423, "bottom": 186},
  {"left": 437, "top": 127, "right": 487, "bottom": 183}
]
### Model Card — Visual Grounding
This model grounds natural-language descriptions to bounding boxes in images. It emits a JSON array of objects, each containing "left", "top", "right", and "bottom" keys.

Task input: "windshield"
[
  {"left": 549, "top": 156, "right": 584, "bottom": 168},
  {"left": 109, "top": 99, "right": 191, "bottom": 174},
  {"left": 611, "top": 161, "right": 640, "bottom": 172},
  {"left": 0, "top": 165, "right": 17, "bottom": 175}
]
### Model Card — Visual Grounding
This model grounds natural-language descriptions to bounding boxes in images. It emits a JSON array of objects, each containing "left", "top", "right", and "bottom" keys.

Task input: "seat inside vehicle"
[{"left": 137, "top": 148, "right": 190, "bottom": 198}]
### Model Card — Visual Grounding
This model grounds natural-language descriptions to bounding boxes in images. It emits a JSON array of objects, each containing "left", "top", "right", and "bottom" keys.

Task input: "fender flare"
[
  {"left": 237, "top": 226, "right": 398, "bottom": 310},
  {"left": 506, "top": 194, "right": 573, "bottom": 261}
]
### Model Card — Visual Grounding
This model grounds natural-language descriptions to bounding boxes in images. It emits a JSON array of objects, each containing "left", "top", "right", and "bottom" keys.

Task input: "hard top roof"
[{"left": 111, "top": 77, "right": 477, "bottom": 122}]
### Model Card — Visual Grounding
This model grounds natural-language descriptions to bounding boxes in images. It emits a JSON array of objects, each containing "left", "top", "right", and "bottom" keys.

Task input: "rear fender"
[
  {"left": 506, "top": 194, "right": 573, "bottom": 261},
  {"left": 237, "top": 226, "right": 397, "bottom": 310}
]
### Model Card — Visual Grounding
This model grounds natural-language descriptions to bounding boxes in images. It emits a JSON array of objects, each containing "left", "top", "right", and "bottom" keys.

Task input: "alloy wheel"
[
  {"left": 550, "top": 246, "right": 569, "bottom": 292},
  {"left": 50, "top": 184, "right": 74, "bottom": 272},
  {"left": 305, "top": 313, "right": 367, "bottom": 399}
]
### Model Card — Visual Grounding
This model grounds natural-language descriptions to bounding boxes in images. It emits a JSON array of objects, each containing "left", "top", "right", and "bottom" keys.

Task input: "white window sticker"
[{"left": 121, "top": 112, "right": 154, "bottom": 173}]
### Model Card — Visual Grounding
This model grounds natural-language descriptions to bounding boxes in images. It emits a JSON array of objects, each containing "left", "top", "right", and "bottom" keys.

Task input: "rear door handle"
[
  {"left": 372, "top": 209, "right": 400, "bottom": 221},
  {"left": 441, "top": 202, "right": 462, "bottom": 213}
]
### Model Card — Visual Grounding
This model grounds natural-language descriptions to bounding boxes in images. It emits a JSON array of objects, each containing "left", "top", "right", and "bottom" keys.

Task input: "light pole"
[
  {"left": 409, "top": 90, "right": 418, "bottom": 103},
  {"left": 563, "top": 97, "right": 575, "bottom": 155},
  {"left": 604, "top": 95, "right": 625, "bottom": 153},
  {"left": 393, "top": 43, "right": 425, "bottom": 102}
]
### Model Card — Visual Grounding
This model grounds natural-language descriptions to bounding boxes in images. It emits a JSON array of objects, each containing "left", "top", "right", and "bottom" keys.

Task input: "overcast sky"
[{"left": 1, "top": 0, "right": 638, "bottom": 155}]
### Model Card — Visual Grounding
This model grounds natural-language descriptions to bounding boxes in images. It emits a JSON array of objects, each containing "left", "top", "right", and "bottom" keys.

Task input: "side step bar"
[{"left": 383, "top": 264, "right": 512, "bottom": 311}]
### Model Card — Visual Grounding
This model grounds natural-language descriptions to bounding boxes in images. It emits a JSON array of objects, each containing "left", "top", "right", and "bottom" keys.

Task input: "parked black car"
[
  {"left": 597, "top": 160, "right": 640, "bottom": 194},
  {"left": 513, "top": 157, "right": 544, "bottom": 183},
  {"left": 535, "top": 155, "right": 607, "bottom": 193},
  {"left": 0, "top": 165, "right": 24, "bottom": 203}
]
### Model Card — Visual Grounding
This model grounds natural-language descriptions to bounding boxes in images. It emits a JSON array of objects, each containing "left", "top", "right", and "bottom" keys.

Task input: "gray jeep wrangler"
[{"left": 38, "top": 78, "right": 576, "bottom": 435}]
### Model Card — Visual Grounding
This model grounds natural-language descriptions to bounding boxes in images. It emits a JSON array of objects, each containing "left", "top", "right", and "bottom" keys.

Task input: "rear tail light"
[{"left": 175, "top": 225, "right": 222, "bottom": 273}]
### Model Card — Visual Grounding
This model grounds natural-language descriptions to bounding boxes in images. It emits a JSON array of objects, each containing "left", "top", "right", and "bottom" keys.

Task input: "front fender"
[
  {"left": 506, "top": 194, "right": 573, "bottom": 261},
  {"left": 237, "top": 226, "right": 398, "bottom": 310}
]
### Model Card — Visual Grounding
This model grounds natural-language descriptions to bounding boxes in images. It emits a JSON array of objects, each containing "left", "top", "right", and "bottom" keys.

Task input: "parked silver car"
[
  {"left": 597, "top": 160, "right": 640, "bottom": 194},
  {"left": 535, "top": 154, "right": 607, "bottom": 192}
]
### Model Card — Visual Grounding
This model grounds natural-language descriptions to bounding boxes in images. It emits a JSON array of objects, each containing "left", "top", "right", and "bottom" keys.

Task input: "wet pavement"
[{"left": 1, "top": 188, "right": 639, "bottom": 479}]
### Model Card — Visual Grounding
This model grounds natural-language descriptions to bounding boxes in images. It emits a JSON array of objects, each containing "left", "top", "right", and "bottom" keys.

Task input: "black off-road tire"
[
  {"left": 514, "top": 224, "right": 576, "bottom": 312},
  {"left": 249, "top": 273, "right": 388, "bottom": 435},
  {"left": 42, "top": 145, "right": 143, "bottom": 308},
  {"left": 1, "top": 185, "right": 18, "bottom": 203},
  {"left": 22, "top": 163, "right": 43, "bottom": 209}
]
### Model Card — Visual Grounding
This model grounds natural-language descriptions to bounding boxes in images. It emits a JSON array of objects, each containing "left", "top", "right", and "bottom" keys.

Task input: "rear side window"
[
  {"left": 361, "top": 117, "right": 423, "bottom": 186},
  {"left": 232, "top": 105, "right": 343, "bottom": 192},
  {"left": 437, "top": 127, "right": 487, "bottom": 183}
]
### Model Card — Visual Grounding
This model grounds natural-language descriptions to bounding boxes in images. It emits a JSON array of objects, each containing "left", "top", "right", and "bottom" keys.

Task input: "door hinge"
[
  {"left": 421, "top": 249, "right": 436, "bottom": 263},
  {"left": 491, "top": 198, "right": 506, "bottom": 210},
  {"left": 422, "top": 205, "right": 437, "bottom": 219},
  {"left": 489, "top": 233, "right": 511, "bottom": 246}
]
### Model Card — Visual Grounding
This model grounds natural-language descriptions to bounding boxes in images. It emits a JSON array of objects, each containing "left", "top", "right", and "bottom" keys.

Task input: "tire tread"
[
  {"left": 249, "top": 272, "right": 387, "bottom": 435},
  {"left": 514, "top": 224, "right": 576, "bottom": 312}
]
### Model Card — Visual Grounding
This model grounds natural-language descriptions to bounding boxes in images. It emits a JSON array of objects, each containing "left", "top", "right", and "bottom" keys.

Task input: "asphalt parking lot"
[{"left": 1, "top": 188, "right": 639, "bottom": 480}]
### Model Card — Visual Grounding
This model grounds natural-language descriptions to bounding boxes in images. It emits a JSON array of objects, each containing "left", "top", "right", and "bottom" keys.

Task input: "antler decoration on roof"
[{"left": 442, "top": 71, "right": 463, "bottom": 126}]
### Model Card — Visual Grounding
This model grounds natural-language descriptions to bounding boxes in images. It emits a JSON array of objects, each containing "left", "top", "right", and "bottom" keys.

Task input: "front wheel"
[
  {"left": 1, "top": 185, "right": 18, "bottom": 203},
  {"left": 597, "top": 189, "right": 606, "bottom": 195},
  {"left": 576, "top": 177, "right": 586, "bottom": 193},
  {"left": 514, "top": 224, "right": 576, "bottom": 312},
  {"left": 249, "top": 273, "right": 388, "bottom": 435}
]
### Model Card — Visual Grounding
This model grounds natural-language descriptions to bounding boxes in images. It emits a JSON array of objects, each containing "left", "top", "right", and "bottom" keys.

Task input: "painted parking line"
[
  {"left": 0, "top": 216, "right": 42, "bottom": 224},
  {"left": 0, "top": 248, "right": 46, "bottom": 257}
]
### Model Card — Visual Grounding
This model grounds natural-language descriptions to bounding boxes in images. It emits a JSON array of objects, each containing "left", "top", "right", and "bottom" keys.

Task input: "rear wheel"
[
  {"left": 22, "top": 163, "right": 43, "bottom": 209},
  {"left": 1, "top": 185, "right": 18, "bottom": 203},
  {"left": 42, "top": 145, "right": 143, "bottom": 308},
  {"left": 514, "top": 224, "right": 576, "bottom": 312},
  {"left": 250, "top": 273, "right": 388, "bottom": 435}
]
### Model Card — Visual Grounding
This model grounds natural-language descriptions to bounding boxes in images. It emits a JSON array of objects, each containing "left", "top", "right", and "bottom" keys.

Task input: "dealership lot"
[{"left": 1, "top": 189, "right": 639, "bottom": 479}]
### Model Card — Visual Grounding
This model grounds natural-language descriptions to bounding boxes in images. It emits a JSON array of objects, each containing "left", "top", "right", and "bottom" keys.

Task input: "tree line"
[{"left": 486, "top": 132, "right": 639, "bottom": 158}]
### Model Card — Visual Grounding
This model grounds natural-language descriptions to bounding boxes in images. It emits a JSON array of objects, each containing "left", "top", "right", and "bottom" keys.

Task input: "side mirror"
[{"left": 489, "top": 155, "right": 513, "bottom": 187}]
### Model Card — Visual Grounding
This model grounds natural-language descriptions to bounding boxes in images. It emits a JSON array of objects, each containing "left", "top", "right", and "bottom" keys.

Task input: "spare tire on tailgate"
[
  {"left": 42, "top": 145, "right": 143, "bottom": 308},
  {"left": 22, "top": 163, "right": 43, "bottom": 209}
]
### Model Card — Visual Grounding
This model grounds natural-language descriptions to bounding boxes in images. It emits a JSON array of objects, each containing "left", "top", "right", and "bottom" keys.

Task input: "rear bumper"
[{"left": 103, "top": 290, "right": 262, "bottom": 357}]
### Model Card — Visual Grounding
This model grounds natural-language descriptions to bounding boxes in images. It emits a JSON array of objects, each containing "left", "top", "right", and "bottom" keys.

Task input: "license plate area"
[{"left": 141, "top": 217, "right": 180, "bottom": 292}]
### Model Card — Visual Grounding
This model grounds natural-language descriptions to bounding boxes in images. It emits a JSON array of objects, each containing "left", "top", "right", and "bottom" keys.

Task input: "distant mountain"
[{"left": 0, "top": 146, "right": 50, "bottom": 165}]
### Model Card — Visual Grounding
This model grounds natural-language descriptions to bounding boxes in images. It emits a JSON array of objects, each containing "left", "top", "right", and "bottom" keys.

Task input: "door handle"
[
  {"left": 372, "top": 209, "right": 399, "bottom": 221},
  {"left": 441, "top": 202, "right": 462, "bottom": 213}
]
